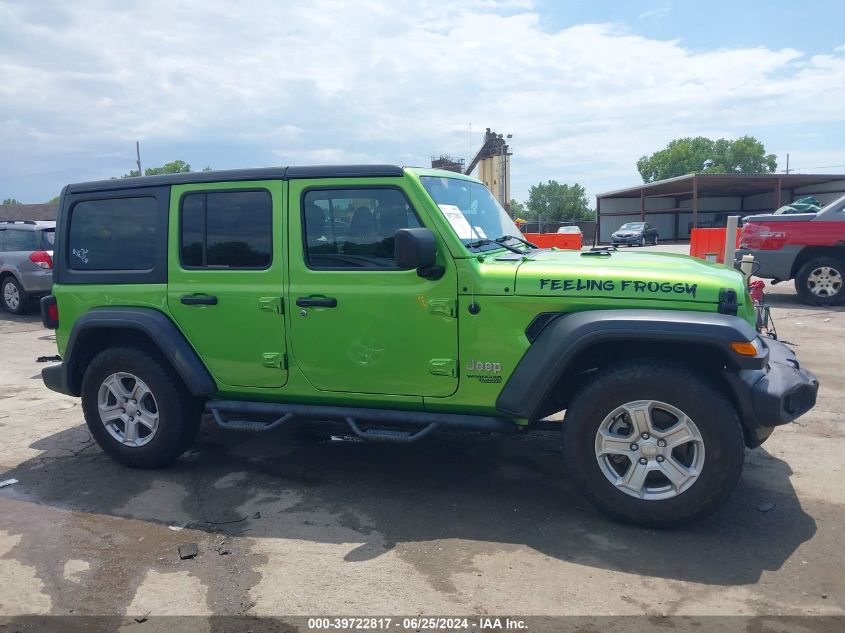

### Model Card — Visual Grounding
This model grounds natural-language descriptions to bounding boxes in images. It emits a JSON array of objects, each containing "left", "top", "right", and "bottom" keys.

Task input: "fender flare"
[
  {"left": 496, "top": 309, "right": 765, "bottom": 420},
  {"left": 62, "top": 307, "right": 217, "bottom": 397}
]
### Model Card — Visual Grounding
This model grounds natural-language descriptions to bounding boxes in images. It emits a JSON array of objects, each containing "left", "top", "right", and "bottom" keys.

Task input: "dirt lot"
[{"left": 0, "top": 265, "right": 843, "bottom": 624}]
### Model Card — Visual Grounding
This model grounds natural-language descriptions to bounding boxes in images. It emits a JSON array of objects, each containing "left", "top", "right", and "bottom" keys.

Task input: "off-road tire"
[
  {"left": 1, "top": 276, "right": 28, "bottom": 314},
  {"left": 562, "top": 359, "right": 744, "bottom": 527},
  {"left": 81, "top": 346, "right": 202, "bottom": 468},
  {"left": 795, "top": 256, "right": 845, "bottom": 306}
]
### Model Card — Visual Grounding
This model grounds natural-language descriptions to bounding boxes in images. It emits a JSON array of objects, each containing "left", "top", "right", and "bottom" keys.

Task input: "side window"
[
  {"left": 68, "top": 197, "right": 158, "bottom": 270},
  {"left": 302, "top": 188, "right": 421, "bottom": 269},
  {"left": 179, "top": 190, "right": 272, "bottom": 269}
]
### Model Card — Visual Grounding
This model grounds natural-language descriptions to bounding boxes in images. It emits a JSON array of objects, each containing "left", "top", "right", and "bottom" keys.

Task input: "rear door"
[{"left": 167, "top": 181, "right": 288, "bottom": 389}]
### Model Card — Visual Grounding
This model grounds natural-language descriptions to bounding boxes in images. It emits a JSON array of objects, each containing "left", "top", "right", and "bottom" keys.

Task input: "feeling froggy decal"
[{"left": 539, "top": 277, "right": 699, "bottom": 298}]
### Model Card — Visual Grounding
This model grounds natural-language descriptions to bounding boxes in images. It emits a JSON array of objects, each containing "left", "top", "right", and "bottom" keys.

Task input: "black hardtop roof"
[{"left": 64, "top": 164, "right": 405, "bottom": 194}]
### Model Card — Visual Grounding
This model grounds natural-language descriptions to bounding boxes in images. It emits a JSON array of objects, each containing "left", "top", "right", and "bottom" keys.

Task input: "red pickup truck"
[{"left": 738, "top": 195, "right": 845, "bottom": 306}]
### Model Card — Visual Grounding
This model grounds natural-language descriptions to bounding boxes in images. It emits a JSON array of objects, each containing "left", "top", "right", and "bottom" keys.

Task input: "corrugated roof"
[{"left": 598, "top": 173, "right": 845, "bottom": 199}]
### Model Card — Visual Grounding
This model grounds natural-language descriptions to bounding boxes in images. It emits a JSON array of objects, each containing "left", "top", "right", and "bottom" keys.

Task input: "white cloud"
[
  {"left": 639, "top": 2, "right": 672, "bottom": 20},
  {"left": 1, "top": 0, "right": 844, "bottom": 201}
]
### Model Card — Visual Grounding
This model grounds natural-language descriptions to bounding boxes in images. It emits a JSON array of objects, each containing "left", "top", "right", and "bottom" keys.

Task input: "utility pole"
[
  {"left": 783, "top": 153, "right": 792, "bottom": 175},
  {"left": 136, "top": 141, "right": 143, "bottom": 177}
]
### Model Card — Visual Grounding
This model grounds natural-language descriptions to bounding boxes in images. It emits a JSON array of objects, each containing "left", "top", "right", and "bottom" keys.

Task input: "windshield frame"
[{"left": 418, "top": 175, "right": 525, "bottom": 253}]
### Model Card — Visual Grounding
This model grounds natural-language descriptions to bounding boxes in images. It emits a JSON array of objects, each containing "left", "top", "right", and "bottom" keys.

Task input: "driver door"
[{"left": 286, "top": 180, "right": 459, "bottom": 397}]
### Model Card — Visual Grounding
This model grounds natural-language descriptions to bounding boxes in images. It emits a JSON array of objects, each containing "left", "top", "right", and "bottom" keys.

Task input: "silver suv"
[{"left": 0, "top": 220, "right": 55, "bottom": 314}]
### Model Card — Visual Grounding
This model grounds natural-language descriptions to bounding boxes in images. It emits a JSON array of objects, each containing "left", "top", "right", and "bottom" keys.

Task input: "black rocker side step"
[{"left": 344, "top": 417, "right": 439, "bottom": 443}]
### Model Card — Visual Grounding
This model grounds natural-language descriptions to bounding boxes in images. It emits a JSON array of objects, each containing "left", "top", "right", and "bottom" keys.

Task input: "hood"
[{"left": 513, "top": 249, "right": 745, "bottom": 304}]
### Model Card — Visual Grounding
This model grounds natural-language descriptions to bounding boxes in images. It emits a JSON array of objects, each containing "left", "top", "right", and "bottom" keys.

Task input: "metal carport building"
[{"left": 595, "top": 173, "right": 845, "bottom": 243}]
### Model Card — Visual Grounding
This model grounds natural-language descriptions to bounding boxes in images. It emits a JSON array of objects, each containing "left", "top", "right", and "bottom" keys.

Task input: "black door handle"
[
  {"left": 181, "top": 294, "right": 218, "bottom": 305},
  {"left": 296, "top": 297, "right": 337, "bottom": 308}
]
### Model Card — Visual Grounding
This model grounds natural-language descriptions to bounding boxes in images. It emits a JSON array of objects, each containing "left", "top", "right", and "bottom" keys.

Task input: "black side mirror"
[{"left": 394, "top": 228, "right": 443, "bottom": 279}]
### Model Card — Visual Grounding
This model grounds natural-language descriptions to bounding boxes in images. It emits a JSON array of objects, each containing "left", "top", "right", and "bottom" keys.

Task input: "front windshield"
[
  {"left": 419, "top": 176, "right": 521, "bottom": 248},
  {"left": 620, "top": 223, "right": 644, "bottom": 230}
]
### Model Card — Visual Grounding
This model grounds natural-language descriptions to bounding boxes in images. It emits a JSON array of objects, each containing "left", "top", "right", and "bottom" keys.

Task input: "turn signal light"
[{"left": 731, "top": 341, "right": 759, "bottom": 356}]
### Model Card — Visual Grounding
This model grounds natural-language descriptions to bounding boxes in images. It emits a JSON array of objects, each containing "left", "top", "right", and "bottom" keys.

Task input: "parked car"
[
  {"left": 611, "top": 222, "right": 658, "bottom": 246},
  {"left": 773, "top": 195, "right": 822, "bottom": 216},
  {"left": 40, "top": 165, "right": 817, "bottom": 527},
  {"left": 738, "top": 194, "right": 845, "bottom": 306},
  {"left": 556, "top": 225, "right": 582, "bottom": 236},
  {"left": 0, "top": 220, "right": 55, "bottom": 314}
]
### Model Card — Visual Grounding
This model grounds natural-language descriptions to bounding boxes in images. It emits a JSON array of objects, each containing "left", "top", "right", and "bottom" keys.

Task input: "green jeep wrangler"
[{"left": 41, "top": 165, "right": 818, "bottom": 527}]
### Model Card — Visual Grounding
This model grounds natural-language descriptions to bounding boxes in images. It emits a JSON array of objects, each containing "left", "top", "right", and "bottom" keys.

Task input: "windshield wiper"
[
  {"left": 496, "top": 234, "right": 538, "bottom": 249},
  {"left": 466, "top": 238, "right": 524, "bottom": 254}
]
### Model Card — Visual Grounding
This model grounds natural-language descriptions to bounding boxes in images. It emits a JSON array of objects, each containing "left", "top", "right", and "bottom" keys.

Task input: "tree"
[
  {"left": 2, "top": 198, "right": 22, "bottom": 205},
  {"left": 525, "top": 180, "right": 593, "bottom": 221},
  {"left": 637, "top": 136, "right": 777, "bottom": 182},
  {"left": 122, "top": 159, "right": 194, "bottom": 178},
  {"left": 509, "top": 198, "right": 527, "bottom": 218},
  {"left": 48, "top": 195, "right": 60, "bottom": 204}
]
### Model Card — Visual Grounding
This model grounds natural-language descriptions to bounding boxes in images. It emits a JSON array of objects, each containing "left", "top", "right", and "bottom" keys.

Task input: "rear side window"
[
  {"left": 302, "top": 188, "right": 421, "bottom": 269},
  {"left": 68, "top": 197, "right": 158, "bottom": 270},
  {"left": 40, "top": 229, "right": 55, "bottom": 249},
  {"left": 0, "top": 229, "right": 38, "bottom": 252},
  {"left": 180, "top": 190, "right": 272, "bottom": 269}
]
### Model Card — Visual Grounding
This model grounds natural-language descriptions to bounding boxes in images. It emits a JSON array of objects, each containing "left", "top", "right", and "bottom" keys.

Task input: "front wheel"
[
  {"left": 795, "top": 256, "right": 845, "bottom": 306},
  {"left": 638, "top": 235, "right": 646, "bottom": 247},
  {"left": 81, "top": 346, "right": 202, "bottom": 468},
  {"left": 562, "top": 359, "right": 744, "bottom": 527}
]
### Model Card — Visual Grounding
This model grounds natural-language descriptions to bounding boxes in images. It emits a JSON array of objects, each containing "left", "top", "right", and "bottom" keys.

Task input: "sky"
[{"left": 2, "top": 0, "right": 844, "bottom": 204}]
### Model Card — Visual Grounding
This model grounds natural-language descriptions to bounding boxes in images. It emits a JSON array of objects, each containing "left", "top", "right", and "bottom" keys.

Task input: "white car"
[{"left": 556, "top": 225, "right": 582, "bottom": 236}]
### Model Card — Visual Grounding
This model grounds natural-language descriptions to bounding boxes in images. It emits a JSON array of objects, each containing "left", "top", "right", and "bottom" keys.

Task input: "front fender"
[{"left": 496, "top": 309, "right": 764, "bottom": 420}]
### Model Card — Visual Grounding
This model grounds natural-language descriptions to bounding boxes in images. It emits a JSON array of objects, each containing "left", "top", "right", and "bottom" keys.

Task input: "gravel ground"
[{"left": 0, "top": 256, "right": 842, "bottom": 625}]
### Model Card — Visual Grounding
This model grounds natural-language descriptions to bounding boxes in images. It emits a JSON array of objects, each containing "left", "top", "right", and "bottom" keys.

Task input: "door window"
[
  {"left": 302, "top": 188, "right": 421, "bottom": 269},
  {"left": 180, "top": 190, "right": 272, "bottom": 269}
]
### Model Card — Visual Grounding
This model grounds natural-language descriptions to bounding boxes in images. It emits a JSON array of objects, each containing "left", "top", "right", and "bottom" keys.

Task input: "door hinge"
[
  {"left": 428, "top": 298, "right": 457, "bottom": 318},
  {"left": 259, "top": 296, "right": 283, "bottom": 314},
  {"left": 262, "top": 352, "right": 286, "bottom": 369},
  {"left": 429, "top": 358, "right": 457, "bottom": 377}
]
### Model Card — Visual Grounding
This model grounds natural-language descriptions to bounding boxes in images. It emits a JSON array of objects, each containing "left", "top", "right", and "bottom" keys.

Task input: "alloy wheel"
[
  {"left": 97, "top": 372, "right": 160, "bottom": 447},
  {"left": 807, "top": 266, "right": 842, "bottom": 298},
  {"left": 594, "top": 400, "right": 705, "bottom": 500},
  {"left": 3, "top": 281, "right": 20, "bottom": 311}
]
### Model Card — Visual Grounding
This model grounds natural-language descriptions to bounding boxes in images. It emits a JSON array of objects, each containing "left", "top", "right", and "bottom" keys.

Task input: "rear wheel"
[
  {"left": 1, "top": 276, "right": 27, "bottom": 314},
  {"left": 562, "top": 359, "right": 744, "bottom": 527},
  {"left": 795, "top": 256, "right": 845, "bottom": 306},
  {"left": 81, "top": 346, "right": 202, "bottom": 468}
]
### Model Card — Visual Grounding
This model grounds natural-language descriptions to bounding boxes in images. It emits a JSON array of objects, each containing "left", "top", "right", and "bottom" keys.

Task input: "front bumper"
[
  {"left": 611, "top": 234, "right": 643, "bottom": 245},
  {"left": 725, "top": 338, "right": 818, "bottom": 447}
]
